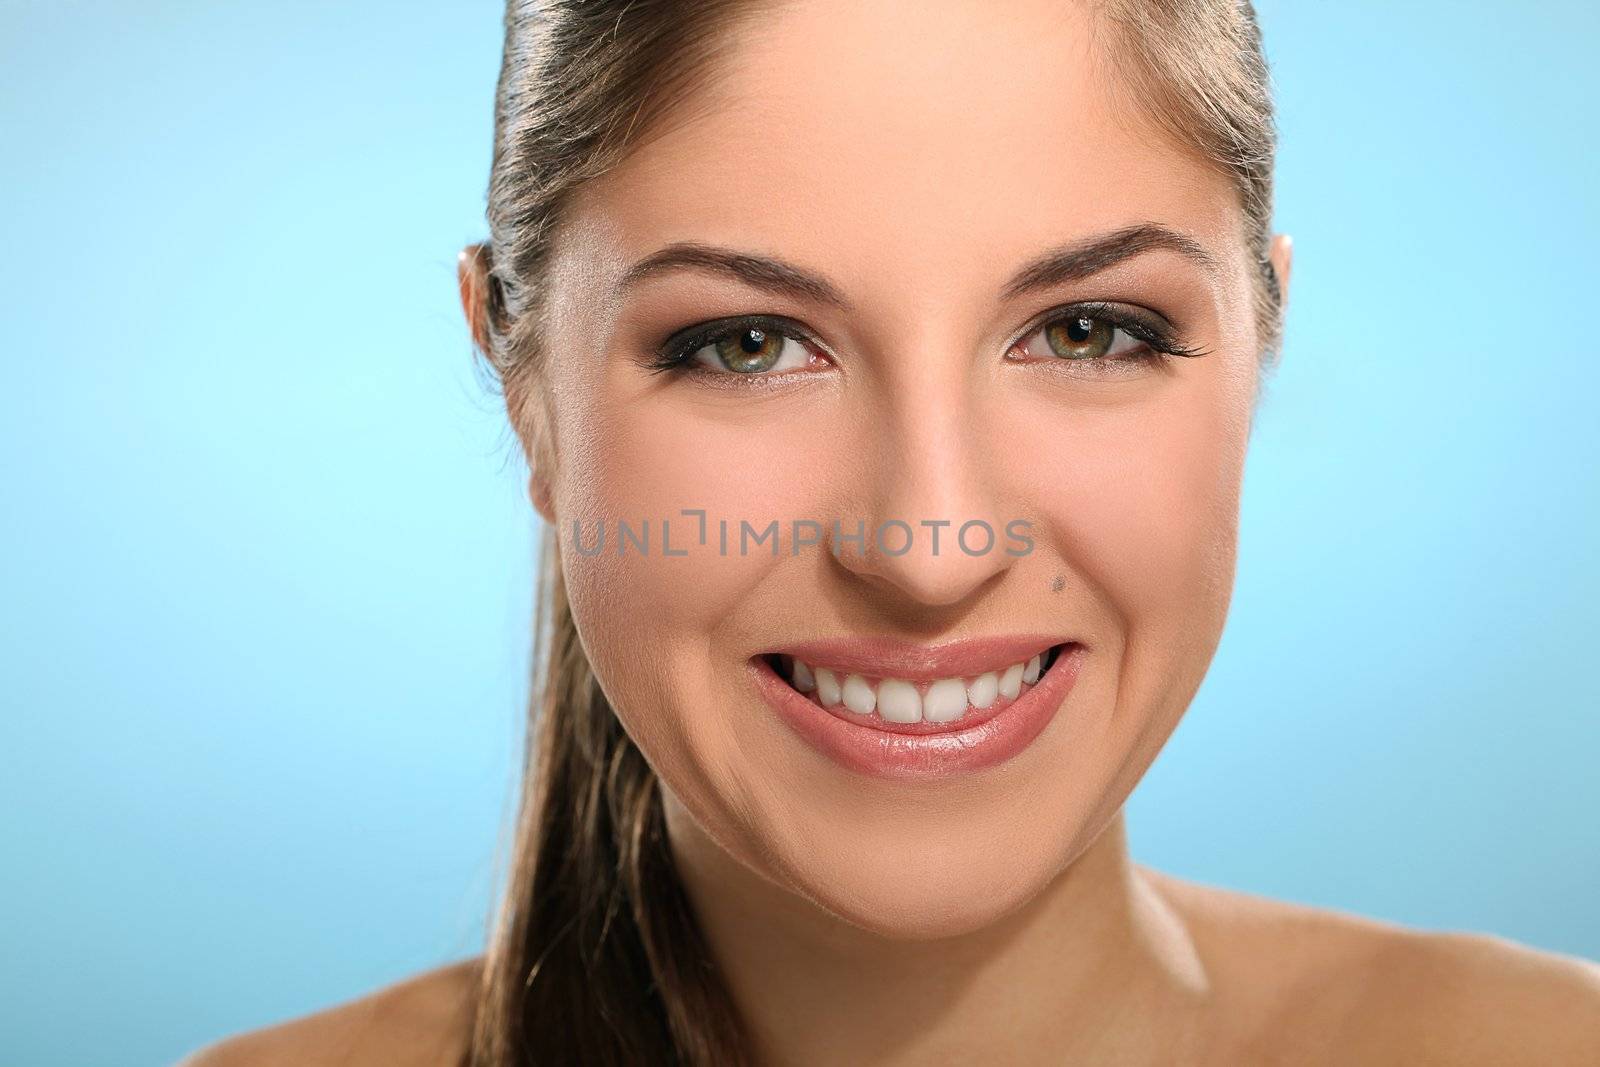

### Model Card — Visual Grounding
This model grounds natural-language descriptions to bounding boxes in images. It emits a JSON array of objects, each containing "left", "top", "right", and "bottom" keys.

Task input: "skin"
[{"left": 186, "top": 1, "right": 1600, "bottom": 1064}]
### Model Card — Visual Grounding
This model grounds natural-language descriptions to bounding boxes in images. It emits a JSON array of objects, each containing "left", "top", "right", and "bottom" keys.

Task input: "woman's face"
[{"left": 521, "top": 0, "right": 1282, "bottom": 937}]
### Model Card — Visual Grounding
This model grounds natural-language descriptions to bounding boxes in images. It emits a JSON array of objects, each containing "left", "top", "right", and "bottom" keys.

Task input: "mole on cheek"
[{"left": 1051, "top": 575, "right": 1066, "bottom": 593}]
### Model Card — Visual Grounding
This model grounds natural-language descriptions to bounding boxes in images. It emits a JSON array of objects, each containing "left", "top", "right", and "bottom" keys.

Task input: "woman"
[{"left": 187, "top": 0, "right": 1600, "bottom": 1063}]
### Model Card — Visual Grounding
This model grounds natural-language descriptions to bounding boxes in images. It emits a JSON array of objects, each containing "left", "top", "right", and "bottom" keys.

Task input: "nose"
[{"left": 826, "top": 345, "right": 1020, "bottom": 609}]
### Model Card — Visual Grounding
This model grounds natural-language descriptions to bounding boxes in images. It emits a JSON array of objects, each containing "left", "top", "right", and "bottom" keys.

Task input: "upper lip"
[{"left": 764, "top": 634, "right": 1071, "bottom": 681}]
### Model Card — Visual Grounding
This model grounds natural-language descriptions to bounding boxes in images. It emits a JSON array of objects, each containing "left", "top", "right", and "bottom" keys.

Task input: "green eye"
[
  {"left": 641, "top": 311, "right": 828, "bottom": 380},
  {"left": 1043, "top": 315, "right": 1118, "bottom": 360},
  {"left": 713, "top": 327, "right": 786, "bottom": 373}
]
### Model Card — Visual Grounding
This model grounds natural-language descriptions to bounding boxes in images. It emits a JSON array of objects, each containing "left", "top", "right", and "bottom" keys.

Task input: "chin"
[{"left": 770, "top": 816, "right": 1082, "bottom": 942}]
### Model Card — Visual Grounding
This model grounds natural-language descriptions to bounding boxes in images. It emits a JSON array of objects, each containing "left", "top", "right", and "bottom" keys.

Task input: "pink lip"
[{"left": 751, "top": 639, "right": 1085, "bottom": 780}]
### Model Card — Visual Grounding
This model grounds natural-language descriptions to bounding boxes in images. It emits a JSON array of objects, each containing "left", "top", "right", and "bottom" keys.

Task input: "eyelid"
[
  {"left": 659, "top": 316, "right": 819, "bottom": 358},
  {"left": 1008, "top": 300, "right": 1190, "bottom": 355},
  {"left": 647, "top": 299, "right": 1205, "bottom": 378},
  {"left": 654, "top": 313, "right": 828, "bottom": 373}
]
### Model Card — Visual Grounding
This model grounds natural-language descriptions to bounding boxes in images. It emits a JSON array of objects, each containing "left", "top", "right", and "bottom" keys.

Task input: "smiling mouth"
[{"left": 760, "top": 642, "right": 1072, "bottom": 733}]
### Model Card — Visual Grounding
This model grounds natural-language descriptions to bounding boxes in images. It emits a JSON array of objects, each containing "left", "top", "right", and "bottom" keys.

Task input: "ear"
[
  {"left": 459, "top": 243, "right": 559, "bottom": 527},
  {"left": 457, "top": 243, "right": 493, "bottom": 354},
  {"left": 527, "top": 470, "right": 556, "bottom": 525},
  {"left": 515, "top": 397, "right": 557, "bottom": 526},
  {"left": 1268, "top": 233, "right": 1293, "bottom": 310},
  {"left": 511, "top": 391, "right": 559, "bottom": 527}
]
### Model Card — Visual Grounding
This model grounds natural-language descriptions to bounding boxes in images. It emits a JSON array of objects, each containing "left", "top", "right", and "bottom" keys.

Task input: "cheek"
[
  {"left": 1017, "top": 375, "right": 1250, "bottom": 656},
  {"left": 558, "top": 393, "right": 823, "bottom": 621},
  {"left": 551, "top": 389, "right": 826, "bottom": 765}
]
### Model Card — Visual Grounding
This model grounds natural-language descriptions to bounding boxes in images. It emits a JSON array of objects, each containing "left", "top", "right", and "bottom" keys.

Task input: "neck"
[{"left": 663, "top": 796, "right": 1212, "bottom": 1066}]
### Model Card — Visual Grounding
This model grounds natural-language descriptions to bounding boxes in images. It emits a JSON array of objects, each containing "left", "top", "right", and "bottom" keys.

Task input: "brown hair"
[{"left": 460, "top": 2, "right": 1282, "bottom": 1063}]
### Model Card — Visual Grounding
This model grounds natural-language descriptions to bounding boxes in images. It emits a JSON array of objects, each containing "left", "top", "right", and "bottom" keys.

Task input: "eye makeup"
[{"left": 638, "top": 300, "right": 1209, "bottom": 383}]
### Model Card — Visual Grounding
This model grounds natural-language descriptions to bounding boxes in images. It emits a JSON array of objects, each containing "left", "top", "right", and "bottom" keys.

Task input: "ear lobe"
[
  {"left": 528, "top": 471, "right": 556, "bottom": 525},
  {"left": 457, "top": 243, "right": 492, "bottom": 354},
  {"left": 1269, "top": 233, "right": 1294, "bottom": 310}
]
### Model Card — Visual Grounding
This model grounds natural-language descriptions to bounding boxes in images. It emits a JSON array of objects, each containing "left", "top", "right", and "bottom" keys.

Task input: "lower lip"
[{"left": 751, "top": 645, "right": 1085, "bottom": 781}]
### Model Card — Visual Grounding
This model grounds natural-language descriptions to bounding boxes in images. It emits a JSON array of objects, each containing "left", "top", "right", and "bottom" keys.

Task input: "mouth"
[
  {"left": 759, "top": 641, "right": 1070, "bottom": 735},
  {"left": 749, "top": 636, "right": 1085, "bottom": 779}
]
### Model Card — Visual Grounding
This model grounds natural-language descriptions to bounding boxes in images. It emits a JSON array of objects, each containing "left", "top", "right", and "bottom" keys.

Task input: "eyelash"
[
  {"left": 644, "top": 314, "right": 820, "bottom": 377},
  {"left": 643, "top": 303, "right": 1208, "bottom": 378}
]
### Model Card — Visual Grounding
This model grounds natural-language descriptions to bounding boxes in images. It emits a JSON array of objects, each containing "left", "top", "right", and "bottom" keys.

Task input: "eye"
[
  {"left": 645, "top": 305, "right": 1204, "bottom": 381},
  {"left": 1042, "top": 315, "right": 1143, "bottom": 359},
  {"left": 700, "top": 325, "right": 811, "bottom": 374},
  {"left": 1011, "top": 311, "right": 1153, "bottom": 365},
  {"left": 648, "top": 316, "right": 827, "bottom": 378}
]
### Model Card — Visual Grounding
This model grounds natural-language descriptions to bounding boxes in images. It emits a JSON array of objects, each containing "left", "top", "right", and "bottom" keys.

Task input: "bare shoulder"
[
  {"left": 1339, "top": 924, "right": 1600, "bottom": 1064},
  {"left": 1140, "top": 867, "right": 1600, "bottom": 1065},
  {"left": 176, "top": 957, "right": 481, "bottom": 1067}
]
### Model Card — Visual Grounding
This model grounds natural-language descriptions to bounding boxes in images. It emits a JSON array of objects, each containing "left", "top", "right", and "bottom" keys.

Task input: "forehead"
[{"left": 561, "top": 0, "right": 1245, "bottom": 311}]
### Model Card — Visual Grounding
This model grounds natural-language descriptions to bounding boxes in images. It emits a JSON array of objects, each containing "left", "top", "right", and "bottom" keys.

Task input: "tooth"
[
  {"left": 999, "top": 662, "right": 1024, "bottom": 700},
  {"left": 924, "top": 678, "right": 968, "bottom": 723},
  {"left": 967, "top": 671, "right": 998, "bottom": 709},
  {"left": 1022, "top": 654, "right": 1041, "bottom": 684},
  {"left": 841, "top": 673, "right": 876, "bottom": 715},
  {"left": 815, "top": 668, "right": 842, "bottom": 706},
  {"left": 791, "top": 658, "right": 816, "bottom": 692},
  {"left": 877, "top": 678, "right": 922, "bottom": 723}
]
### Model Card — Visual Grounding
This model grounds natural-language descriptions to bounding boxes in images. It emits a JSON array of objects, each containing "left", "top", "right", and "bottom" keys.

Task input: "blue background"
[{"left": 2, "top": 2, "right": 1596, "bottom": 1063}]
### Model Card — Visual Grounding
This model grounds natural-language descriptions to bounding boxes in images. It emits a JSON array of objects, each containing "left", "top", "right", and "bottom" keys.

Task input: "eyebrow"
[
  {"left": 999, "top": 222, "right": 1221, "bottom": 301},
  {"left": 616, "top": 222, "right": 1220, "bottom": 310}
]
